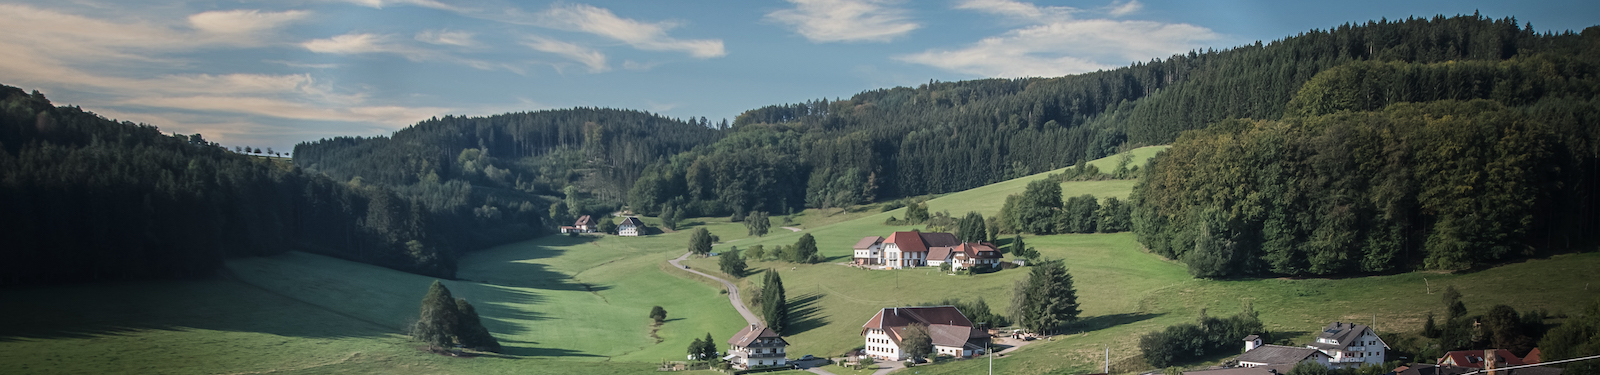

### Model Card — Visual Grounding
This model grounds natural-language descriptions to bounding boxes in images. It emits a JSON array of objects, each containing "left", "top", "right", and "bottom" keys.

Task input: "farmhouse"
[
  {"left": 852, "top": 236, "right": 884, "bottom": 265},
  {"left": 861, "top": 306, "right": 989, "bottom": 361},
  {"left": 561, "top": 215, "right": 595, "bottom": 234},
  {"left": 1438, "top": 349, "right": 1543, "bottom": 368},
  {"left": 726, "top": 324, "right": 788, "bottom": 369},
  {"left": 1306, "top": 322, "right": 1387, "bottom": 368},
  {"left": 879, "top": 231, "right": 960, "bottom": 269},
  {"left": 926, "top": 242, "right": 1003, "bottom": 271},
  {"left": 617, "top": 217, "right": 645, "bottom": 236},
  {"left": 1236, "top": 344, "right": 1331, "bottom": 368}
]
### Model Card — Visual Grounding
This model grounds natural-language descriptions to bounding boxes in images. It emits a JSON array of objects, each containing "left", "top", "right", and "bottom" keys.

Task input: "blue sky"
[{"left": 3, "top": 0, "right": 1595, "bottom": 153}]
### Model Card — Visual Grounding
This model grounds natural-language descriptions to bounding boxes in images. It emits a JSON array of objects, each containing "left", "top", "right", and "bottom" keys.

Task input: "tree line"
[{"left": 0, "top": 85, "right": 540, "bottom": 284}]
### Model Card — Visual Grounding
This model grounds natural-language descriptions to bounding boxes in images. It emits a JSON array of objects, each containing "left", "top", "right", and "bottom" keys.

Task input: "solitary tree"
[
  {"left": 790, "top": 233, "right": 819, "bottom": 263},
  {"left": 899, "top": 323, "right": 934, "bottom": 361},
  {"left": 455, "top": 298, "right": 502, "bottom": 352},
  {"left": 413, "top": 280, "right": 462, "bottom": 348},
  {"left": 1008, "top": 259, "right": 1080, "bottom": 334},
  {"left": 760, "top": 270, "right": 787, "bottom": 333},
  {"left": 688, "top": 227, "right": 713, "bottom": 256},
  {"left": 719, "top": 248, "right": 747, "bottom": 277},
  {"left": 650, "top": 306, "right": 668, "bottom": 325},
  {"left": 746, "top": 211, "right": 770, "bottom": 236}
]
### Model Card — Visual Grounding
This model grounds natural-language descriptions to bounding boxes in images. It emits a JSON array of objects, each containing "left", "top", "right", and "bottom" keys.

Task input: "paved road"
[{"left": 669, "top": 252, "right": 760, "bottom": 326}]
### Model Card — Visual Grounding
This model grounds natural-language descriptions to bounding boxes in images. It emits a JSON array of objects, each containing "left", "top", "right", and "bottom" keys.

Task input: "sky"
[{"left": 3, "top": 0, "right": 1596, "bottom": 154}]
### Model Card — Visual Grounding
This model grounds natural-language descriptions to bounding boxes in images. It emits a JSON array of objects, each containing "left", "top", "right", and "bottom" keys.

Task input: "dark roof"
[
  {"left": 1311, "top": 322, "right": 1379, "bottom": 350},
  {"left": 1182, "top": 364, "right": 1296, "bottom": 375},
  {"left": 728, "top": 324, "right": 786, "bottom": 347},
  {"left": 853, "top": 236, "right": 884, "bottom": 250},
  {"left": 862, "top": 306, "right": 974, "bottom": 337},
  {"left": 919, "top": 232, "right": 960, "bottom": 247},
  {"left": 619, "top": 217, "right": 644, "bottom": 227},
  {"left": 1236, "top": 345, "right": 1326, "bottom": 365},
  {"left": 1243, "top": 335, "right": 1260, "bottom": 341}
]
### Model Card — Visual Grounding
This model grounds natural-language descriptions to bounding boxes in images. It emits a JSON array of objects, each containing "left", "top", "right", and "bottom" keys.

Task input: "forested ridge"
[
  {"left": 0, "top": 86, "right": 542, "bottom": 285},
  {"left": 1130, "top": 34, "right": 1600, "bottom": 277}
]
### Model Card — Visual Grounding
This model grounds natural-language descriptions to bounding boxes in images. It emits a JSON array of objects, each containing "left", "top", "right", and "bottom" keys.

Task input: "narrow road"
[
  {"left": 668, "top": 252, "right": 841, "bottom": 375},
  {"left": 781, "top": 226, "right": 802, "bottom": 232},
  {"left": 669, "top": 252, "right": 760, "bottom": 326}
]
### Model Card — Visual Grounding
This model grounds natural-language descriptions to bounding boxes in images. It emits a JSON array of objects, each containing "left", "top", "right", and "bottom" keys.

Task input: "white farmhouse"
[
  {"left": 1306, "top": 322, "right": 1387, "bottom": 369},
  {"left": 617, "top": 217, "right": 644, "bottom": 236},
  {"left": 861, "top": 306, "right": 989, "bottom": 361},
  {"left": 880, "top": 231, "right": 959, "bottom": 269},
  {"left": 727, "top": 324, "right": 788, "bottom": 369},
  {"left": 853, "top": 236, "right": 885, "bottom": 266}
]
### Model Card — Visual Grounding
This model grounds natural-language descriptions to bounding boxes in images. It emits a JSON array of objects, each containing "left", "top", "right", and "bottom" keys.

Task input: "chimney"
[{"left": 1485, "top": 350, "right": 1499, "bottom": 375}]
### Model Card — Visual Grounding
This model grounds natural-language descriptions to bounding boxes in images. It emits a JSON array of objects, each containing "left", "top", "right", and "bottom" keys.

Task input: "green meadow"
[{"left": 3, "top": 145, "right": 1597, "bottom": 375}]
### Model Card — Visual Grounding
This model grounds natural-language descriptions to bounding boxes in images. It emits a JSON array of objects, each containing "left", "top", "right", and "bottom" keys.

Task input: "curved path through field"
[
  {"left": 668, "top": 252, "right": 842, "bottom": 375},
  {"left": 781, "top": 226, "right": 803, "bottom": 232},
  {"left": 669, "top": 252, "right": 760, "bottom": 326}
]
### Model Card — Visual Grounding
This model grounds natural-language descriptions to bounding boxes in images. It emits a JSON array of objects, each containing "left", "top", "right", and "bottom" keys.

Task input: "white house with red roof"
[
  {"left": 926, "top": 242, "right": 1004, "bottom": 271},
  {"left": 727, "top": 324, "right": 788, "bottom": 369},
  {"left": 855, "top": 231, "right": 1000, "bottom": 270},
  {"left": 853, "top": 236, "right": 885, "bottom": 265},
  {"left": 879, "top": 231, "right": 960, "bottom": 269},
  {"left": 861, "top": 306, "right": 990, "bottom": 361}
]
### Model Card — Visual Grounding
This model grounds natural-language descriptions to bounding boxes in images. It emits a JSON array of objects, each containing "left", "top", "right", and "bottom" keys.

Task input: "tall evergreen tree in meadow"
[
  {"left": 958, "top": 212, "right": 987, "bottom": 243},
  {"left": 1008, "top": 259, "right": 1080, "bottom": 334},
  {"left": 413, "top": 280, "right": 463, "bottom": 348},
  {"left": 455, "top": 298, "right": 502, "bottom": 352},
  {"left": 760, "top": 270, "right": 787, "bottom": 333}
]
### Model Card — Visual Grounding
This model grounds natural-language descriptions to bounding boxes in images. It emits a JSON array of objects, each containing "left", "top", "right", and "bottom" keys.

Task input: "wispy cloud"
[
  {"left": 529, "top": 3, "right": 725, "bottom": 58},
  {"left": 188, "top": 9, "right": 310, "bottom": 35},
  {"left": 302, "top": 32, "right": 522, "bottom": 73},
  {"left": 415, "top": 29, "right": 478, "bottom": 47},
  {"left": 337, "top": 0, "right": 460, "bottom": 12},
  {"left": 767, "top": 0, "right": 919, "bottom": 43},
  {"left": 1106, "top": 0, "right": 1143, "bottom": 17},
  {"left": 900, "top": 0, "right": 1216, "bottom": 78},
  {"left": 522, "top": 35, "right": 609, "bottom": 72}
]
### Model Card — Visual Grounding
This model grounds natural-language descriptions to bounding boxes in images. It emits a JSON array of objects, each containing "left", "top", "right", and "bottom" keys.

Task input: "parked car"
[{"left": 800, "top": 355, "right": 815, "bottom": 361}]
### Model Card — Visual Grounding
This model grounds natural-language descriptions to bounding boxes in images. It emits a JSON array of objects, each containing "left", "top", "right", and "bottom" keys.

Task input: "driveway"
[{"left": 668, "top": 252, "right": 760, "bottom": 326}]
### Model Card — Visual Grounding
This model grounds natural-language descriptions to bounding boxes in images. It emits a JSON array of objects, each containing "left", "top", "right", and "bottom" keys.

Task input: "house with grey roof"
[
  {"left": 617, "top": 217, "right": 645, "bottom": 236},
  {"left": 726, "top": 324, "right": 788, "bottom": 369},
  {"left": 1307, "top": 322, "right": 1388, "bottom": 368},
  {"left": 1236, "top": 344, "right": 1331, "bottom": 368}
]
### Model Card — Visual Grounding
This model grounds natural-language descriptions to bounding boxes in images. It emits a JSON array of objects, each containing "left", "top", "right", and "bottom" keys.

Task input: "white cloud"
[
  {"left": 531, "top": 3, "right": 725, "bottom": 58},
  {"left": 522, "top": 36, "right": 609, "bottom": 72},
  {"left": 415, "top": 29, "right": 478, "bottom": 46},
  {"left": 955, "top": 0, "right": 1075, "bottom": 22},
  {"left": 188, "top": 9, "right": 309, "bottom": 35},
  {"left": 766, "top": 0, "right": 919, "bottom": 43},
  {"left": 1106, "top": 0, "right": 1143, "bottom": 17},
  {"left": 303, "top": 32, "right": 521, "bottom": 73},
  {"left": 901, "top": 0, "right": 1217, "bottom": 78},
  {"left": 338, "top": 0, "right": 460, "bottom": 12}
]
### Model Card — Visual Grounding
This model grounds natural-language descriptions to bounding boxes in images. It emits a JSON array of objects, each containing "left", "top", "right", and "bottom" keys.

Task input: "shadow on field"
[
  {"left": 460, "top": 235, "right": 611, "bottom": 293},
  {"left": 0, "top": 280, "right": 394, "bottom": 343},
  {"left": 1061, "top": 312, "right": 1162, "bottom": 334},
  {"left": 785, "top": 292, "right": 829, "bottom": 335},
  {"left": 495, "top": 339, "right": 604, "bottom": 358}
]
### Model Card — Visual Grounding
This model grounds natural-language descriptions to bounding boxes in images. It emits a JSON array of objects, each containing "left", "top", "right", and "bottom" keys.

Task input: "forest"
[
  {"left": 4, "top": 14, "right": 1597, "bottom": 283},
  {"left": 0, "top": 86, "right": 543, "bottom": 285}
]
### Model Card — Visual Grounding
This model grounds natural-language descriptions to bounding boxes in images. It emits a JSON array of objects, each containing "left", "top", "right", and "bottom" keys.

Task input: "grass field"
[{"left": 5, "top": 144, "right": 1598, "bottom": 375}]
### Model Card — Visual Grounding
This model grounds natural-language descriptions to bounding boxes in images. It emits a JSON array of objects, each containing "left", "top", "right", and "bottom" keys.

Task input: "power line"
[{"left": 1459, "top": 354, "right": 1600, "bottom": 375}]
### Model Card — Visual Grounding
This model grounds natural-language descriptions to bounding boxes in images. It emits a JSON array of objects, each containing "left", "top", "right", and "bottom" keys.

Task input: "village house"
[
  {"left": 561, "top": 215, "right": 595, "bottom": 234},
  {"left": 870, "top": 231, "right": 961, "bottom": 269},
  {"left": 1438, "top": 348, "right": 1543, "bottom": 368},
  {"left": 1307, "top": 322, "right": 1388, "bottom": 368},
  {"left": 617, "top": 217, "right": 644, "bottom": 236},
  {"left": 861, "top": 306, "right": 990, "bottom": 361},
  {"left": 853, "top": 236, "right": 885, "bottom": 266},
  {"left": 726, "top": 324, "right": 788, "bottom": 370},
  {"left": 925, "top": 242, "right": 1004, "bottom": 271}
]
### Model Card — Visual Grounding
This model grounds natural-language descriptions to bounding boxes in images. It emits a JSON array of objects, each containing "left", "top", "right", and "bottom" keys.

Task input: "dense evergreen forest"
[
  {"left": 1130, "top": 35, "right": 1600, "bottom": 277},
  {"left": 0, "top": 86, "right": 541, "bottom": 285}
]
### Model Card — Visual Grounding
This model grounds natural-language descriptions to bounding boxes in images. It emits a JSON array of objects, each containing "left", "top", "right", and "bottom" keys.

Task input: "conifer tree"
[{"left": 413, "top": 280, "right": 462, "bottom": 348}]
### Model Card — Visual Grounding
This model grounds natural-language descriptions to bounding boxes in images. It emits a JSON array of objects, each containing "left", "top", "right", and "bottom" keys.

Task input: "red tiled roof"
[
  {"left": 928, "top": 246, "right": 955, "bottom": 262},
  {"left": 1439, "top": 350, "right": 1524, "bottom": 368},
  {"left": 1523, "top": 348, "right": 1542, "bottom": 364},
  {"left": 728, "top": 324, "right": 786, "bottom": 347},
  {"left": 574, "top": 215, "right": 592, "bottom": 226},
  {"left": 853, "top": 236, "right": 885, "bottom": 250},
  {"left": 886, "top": 231, "right": 928, "bottom": 253}
]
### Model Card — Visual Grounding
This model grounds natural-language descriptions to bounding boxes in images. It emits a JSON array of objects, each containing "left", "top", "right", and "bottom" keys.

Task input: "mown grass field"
[{"left": 5, "top": 145, "right": 1597, "bottom": 375}]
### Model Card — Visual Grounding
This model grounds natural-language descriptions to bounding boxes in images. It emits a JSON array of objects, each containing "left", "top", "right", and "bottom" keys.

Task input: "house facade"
[
  {"left": 861, "top": 306, "right": 989, "bottom": 361},
  {"left": 617, "top": 217, "right": 644, "bottom": 236},
  {"left": 1306, "top": 322, "right": 1387, "bottom": 368},
  {"left": 727, "top": 324, "right": 788, "bottom": 369},
  {"left": 562, "top": 215, "right": 595, "bottom": 234},
  {"left": 853, "top": 236, "right": 885, "bottom": 265},
  {"left": 926, "top": 243, "right": 1003, "bottom": 270},
  {"left": 877, "top": 231, "right": 960, "bottom": 269}
]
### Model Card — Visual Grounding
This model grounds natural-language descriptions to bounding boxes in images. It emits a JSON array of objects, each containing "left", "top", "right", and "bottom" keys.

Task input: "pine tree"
[
  {"left": 760, "top": 270, "right": 787, "bottom": 333},
  {"left": 455, "top": 298, "right": 502, "bottom": 352},
  {"left": 412, "top": 280, "right": 462, "bottom": 348}
]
